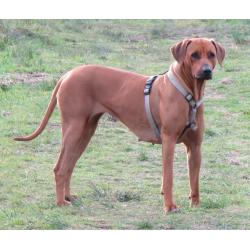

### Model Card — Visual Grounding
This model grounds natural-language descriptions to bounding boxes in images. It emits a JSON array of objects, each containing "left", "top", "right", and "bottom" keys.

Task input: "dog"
[{"left": 14, "top": 38, "right": 225, "bottom": 212}]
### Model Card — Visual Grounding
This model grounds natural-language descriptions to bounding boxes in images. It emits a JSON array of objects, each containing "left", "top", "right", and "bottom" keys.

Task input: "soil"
[{"left": 0, "top": 72, "right": 53, "bottom": 85}]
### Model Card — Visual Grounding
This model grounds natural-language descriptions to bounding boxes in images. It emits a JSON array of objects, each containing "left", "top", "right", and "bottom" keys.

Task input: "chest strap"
[
  {"left": 144, "top": 75, "right": 161, "bottom": 139},
  {"left": 167, "top": 70, "right": 203, "bottom": 133}
]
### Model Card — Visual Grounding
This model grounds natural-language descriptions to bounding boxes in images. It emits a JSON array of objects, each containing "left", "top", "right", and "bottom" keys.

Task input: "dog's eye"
[
  {"left": 208, "top": 51, "right": 215, "bottom": 59},
  {"left": 191, "top": 52, "right": 200, "bottom": 60}
]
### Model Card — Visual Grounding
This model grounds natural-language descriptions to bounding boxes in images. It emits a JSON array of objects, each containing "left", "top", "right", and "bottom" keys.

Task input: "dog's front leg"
[
  {"left": 161, "top": 133, "right": 177, "bottom": 213},
  {"left": 186, "top": 143, "right": 201, "bottom": 207}
]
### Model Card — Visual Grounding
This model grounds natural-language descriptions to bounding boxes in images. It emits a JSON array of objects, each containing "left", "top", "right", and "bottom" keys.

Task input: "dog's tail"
[{"left": 14, "top": 77, "right": 63, "bottom": 142}]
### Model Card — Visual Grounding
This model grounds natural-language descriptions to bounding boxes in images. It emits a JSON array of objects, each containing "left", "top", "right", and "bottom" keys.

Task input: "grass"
[{"left": 0, "top": 20, "right": 250, "bottom": 229}]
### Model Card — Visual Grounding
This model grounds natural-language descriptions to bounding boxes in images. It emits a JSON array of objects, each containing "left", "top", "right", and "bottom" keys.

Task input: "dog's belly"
[
  {"left": 134, "top": 130, "right": 161, "bottom": 144},
  {"left": 110, "top": 112, "right": 161, "bottom": 144}
]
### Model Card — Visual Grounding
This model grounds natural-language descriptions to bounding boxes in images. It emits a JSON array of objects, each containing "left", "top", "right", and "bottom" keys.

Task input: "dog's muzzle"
[{"left": 196, "top": 64, "right": 212, "bottom": 80}]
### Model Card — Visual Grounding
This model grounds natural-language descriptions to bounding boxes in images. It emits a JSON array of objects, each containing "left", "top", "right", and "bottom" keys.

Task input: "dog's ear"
[
  {"left": 171, "top": 39, "right": 192, "bottom": 64},
  {"left": 210, "top": 40, "right": 225, "bottom": 66}
]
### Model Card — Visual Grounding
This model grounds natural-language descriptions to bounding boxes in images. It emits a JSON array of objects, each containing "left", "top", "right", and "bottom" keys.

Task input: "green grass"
[{"left": 0, "top": 20, "right": 250, "bottom": 229}]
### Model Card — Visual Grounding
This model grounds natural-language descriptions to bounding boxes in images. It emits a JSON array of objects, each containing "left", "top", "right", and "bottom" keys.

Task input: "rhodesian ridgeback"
[{"left": 15, "top": 38, "right": 225, "bottom": 212}]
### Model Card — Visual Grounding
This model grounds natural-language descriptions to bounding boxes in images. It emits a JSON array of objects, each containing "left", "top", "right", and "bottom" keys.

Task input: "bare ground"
[{"left": 0, "top": 72, "right": 53, "bottom": 85}]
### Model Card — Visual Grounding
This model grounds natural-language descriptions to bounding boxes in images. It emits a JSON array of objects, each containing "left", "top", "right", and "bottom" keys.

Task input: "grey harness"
[
  {"left": 144, "top": 70, "right": 203, "bottom": 142},
  {"left": 144, "top": 75, "right": 161, "bottom": 138}
]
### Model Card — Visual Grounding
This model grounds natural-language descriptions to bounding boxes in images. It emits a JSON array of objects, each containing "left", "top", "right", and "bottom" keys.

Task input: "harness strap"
[
  {"left": 167, "top": 70, "right": 203, "bottom": 131},
  {"left": 144, "top": 69, "right": 204, "bottom": 142},
  {"left": 144, "top": 76, "right": 161, "bottom": 139}
]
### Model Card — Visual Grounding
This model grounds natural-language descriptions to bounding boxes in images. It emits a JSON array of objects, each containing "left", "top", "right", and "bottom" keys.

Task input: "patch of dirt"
[
  {"left": 160, "top": 24, "right": 232, "bottom": 44},
  {"left": 93, "top": 219, "right": 112, "bottom": 229},
  {"left": 224, "top": 206, "right": 249, "bottom": 214},
  {"left": 0, "top": 72, "right": 53, "bottom": 85},
  {"left": 205, "top": 86, "right": 225, "bottom": 100},
  {"left": 127, "top": 34, "right": 146, "bottom": 43}
]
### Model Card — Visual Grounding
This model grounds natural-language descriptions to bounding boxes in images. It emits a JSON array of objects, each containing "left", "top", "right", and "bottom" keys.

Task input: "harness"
[{"left": 144, "top": 68, "right": 204, "bottom": 142}]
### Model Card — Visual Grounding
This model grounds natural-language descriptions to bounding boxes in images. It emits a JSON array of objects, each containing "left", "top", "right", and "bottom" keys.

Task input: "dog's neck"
[{"left": 171, "top": 62, "right": 206, "bottom": 101}]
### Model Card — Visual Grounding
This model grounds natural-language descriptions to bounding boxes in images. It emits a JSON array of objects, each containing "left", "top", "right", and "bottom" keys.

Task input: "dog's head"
[{"left": 171, "top": 38, "right": 225, "bottom": 80}]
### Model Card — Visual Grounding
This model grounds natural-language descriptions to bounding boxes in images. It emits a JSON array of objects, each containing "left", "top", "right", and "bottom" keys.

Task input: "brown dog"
[{"left": 15, "top": 38, "right": 225, "bottom": 212}]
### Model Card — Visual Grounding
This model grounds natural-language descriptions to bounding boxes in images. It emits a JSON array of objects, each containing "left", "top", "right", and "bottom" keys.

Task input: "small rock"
[
  {"left": 220, "top": 77, "right": 234, "bottom": 85},
  {"left": 128, "top": 35, "right": 145, "bottom": 42},
  {"left": 1, "top": 111, "right": 11, "bottom": 117},
  {"left": 229, "top": 159, "right": 240, "bottom": 166}
]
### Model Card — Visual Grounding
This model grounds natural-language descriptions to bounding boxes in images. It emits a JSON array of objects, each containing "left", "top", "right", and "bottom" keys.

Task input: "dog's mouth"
[
  {"left": 195, "top": 73, "right": 213, "bottom": 80},
  {"left": 195, "top": 65, "right": 213, "bottom": 80}
]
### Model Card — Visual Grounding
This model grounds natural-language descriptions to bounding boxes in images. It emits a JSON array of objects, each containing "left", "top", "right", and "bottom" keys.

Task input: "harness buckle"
[
  {"left": 144, "top": 76, "right": 158, "bottom": 96},
  {"left": 144, "top": 85, "right": 150, "bottom": 95},
  {"left": 185, "top": 93, "right": 196, "bottom": 108},
  {"left": 190, "top": 100, "right": 197, "bottom": 108},
  {"left": 185, "top": 93, "right": 193, "bottom": 102},
  {"left": 190, "top": 122, "right": 197, "bottom": 130}
]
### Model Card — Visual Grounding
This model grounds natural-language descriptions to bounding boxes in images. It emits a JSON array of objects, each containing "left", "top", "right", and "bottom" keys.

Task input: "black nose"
[{"left": 202, "top": 64, "right": 212, "bottom": 76}]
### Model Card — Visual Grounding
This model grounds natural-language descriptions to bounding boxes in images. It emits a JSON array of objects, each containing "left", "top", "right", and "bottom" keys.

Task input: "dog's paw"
[
  {"left": 65, "top": 194, "right": 78, "bottom": 202},
  {"left": 56, "top": 200, "right": 72, "bottom": 206},
  {"left": 189, "top": 195, "right": 200, "bottom": 208},
  {"left": 164, "top": 204, "right": 179, "bottom": 213},
  {"left": 190, "top": 200, "right": 200, "bottom": 208}
]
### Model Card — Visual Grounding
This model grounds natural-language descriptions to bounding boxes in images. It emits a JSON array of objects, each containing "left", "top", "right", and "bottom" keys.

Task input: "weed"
[
  {"left": 89, "top": 182, "right": 109, "bottom": 200},
  {"left": 231, "top": 30, "right": 249, "bottom": 45},
  {"left": 137, "top": 221, "right": 153, "bottom": 230},
  {"left": 0, "top": 83, "right": 11, "bottom": 92},
  {"left": 205, "top": 129, "right": 217, "bottom": 138},
  {"left": 115, "top": 190, "right": 141, "bottom": 202},
  {"left": 0, "top": 35, "right": 8, "bottom": 50},
  {"left": 44, "top": 214, "right": 69, "bottom": 230},
  {"left": 138, "top": 151, "right": 148, "bottom": 161},
  {"left": 36, "top": 80, "right": 57, "bottom": 92}
]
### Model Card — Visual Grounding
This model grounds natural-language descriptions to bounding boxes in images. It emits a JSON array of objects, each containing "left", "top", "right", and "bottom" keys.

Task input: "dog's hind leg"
[
  {"left": 64, "top": 117, "right": 100, "bottom": 203},
  {"left": 54, "top": 115, "right": 100, "bottom": 206}
]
